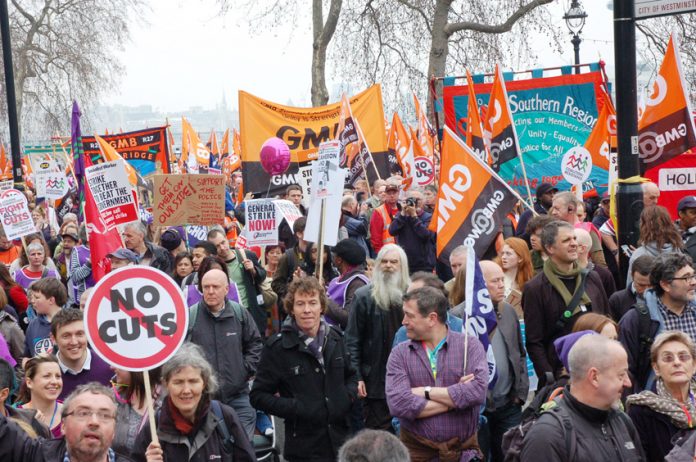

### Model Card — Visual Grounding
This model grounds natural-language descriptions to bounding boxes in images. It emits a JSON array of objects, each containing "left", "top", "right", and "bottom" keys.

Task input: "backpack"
[
  {"left": 502, "top": 378, "right": 576, "bottom": 462},
  {"left": 156, "top": 399, "right": 235, "bottom": 454},
  {"left": 635, "top": 297, "right": 654, "bottom": 387},
  {"left": 186, "top": 301, "right": 245, "bottom": 341}
]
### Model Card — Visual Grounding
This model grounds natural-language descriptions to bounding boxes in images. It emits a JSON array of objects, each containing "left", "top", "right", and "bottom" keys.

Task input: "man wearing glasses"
[
  {"left": 619, "top": 252, "right": 696, "bottom": 393},
  {"left": 0, "top": 382, "right": 117, "bottom": 461}
]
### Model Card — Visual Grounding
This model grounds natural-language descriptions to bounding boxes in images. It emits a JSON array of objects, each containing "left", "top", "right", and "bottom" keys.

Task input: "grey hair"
[
  {"left": 338, "top": 429, "right": 411, "bottom": 462},
  {"left": 161, "top": 343, "right": 219, "bottom": 395},
  {"left": 541, "top": 220, "right": 574, "bottom": 253},
  {"left": 568, "top": 335, "right": 624, "bottom": 382},
  {"left": 62, "top": 213, "right": 78, "bottom": 224},
  {"left": 449, "top": 245, "right": 468, "bottom": 262},
  {"left": 553, "top": 191, "right": 581, "bottom": 211},
  {"left": 342, "top": 195, "right": 357, "bottom": 208},
  {"left": 124, "top": 220, "right": 147, "bottom": 237},
  {"left": 61, "top": 382, "right": 116, "bottom": 418},
  {"left": 372, "top": 244, "right": 410, "bottom": 310},
  {"left": 27, "top": 242, "right": 44, "bottom": 254}
]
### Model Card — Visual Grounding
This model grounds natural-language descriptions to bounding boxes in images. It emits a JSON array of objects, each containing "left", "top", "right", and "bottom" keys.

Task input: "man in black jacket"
[
  {"left": 608, "top": 254, "right": 654, "bottom": 321},
  {"left": 251, "top": 277, "right": 358, "bottom": 462},
  {"left": 122, "top": 221, "right": 172, "bottom": 273},
  {"left": 207, "top": 227, "right": 268, "bottom": 334},
  {"left": 522, "top": 220, "right": 610, "bottom": 386},
  {"left": 521, "top": 335, "right": 645, "bottom": 461},
  {"left": 187, "top": 268, "right": 263, "bottom": 441},
  {"left": 345, "top": 244, "right": 410, "bottom": 430},
  {"left": 388, "top": 189, "right": 435, "bottom": 274},
  {"left": 677, "top": 195, "right": 696, "bottom": 261}
]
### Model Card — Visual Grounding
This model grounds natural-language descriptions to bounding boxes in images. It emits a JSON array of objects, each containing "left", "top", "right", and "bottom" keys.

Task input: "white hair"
[
  {"left": 371, "top": 244, "right": 410, "bottom": 311},
  {"left": 568, "top": 334, "right": 623, "bottom": 382}
]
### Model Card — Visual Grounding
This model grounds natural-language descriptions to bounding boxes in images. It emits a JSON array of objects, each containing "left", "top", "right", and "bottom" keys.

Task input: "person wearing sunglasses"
[
  {"left": 627, "top": 331, "right": 696, "bottom": 461},
  {"left": 0, "top": 382, "right": 118, "bottom": 462}
]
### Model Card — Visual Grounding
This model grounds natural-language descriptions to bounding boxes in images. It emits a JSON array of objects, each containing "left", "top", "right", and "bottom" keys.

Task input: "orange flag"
[
  {"left": 0, "top": 145, "right": 10, "bottom": 180},
  {"left": 584, "top": 89, "right": 616, "bottom": 172},
  {"left": 336, "top": 93, "right": 374, "bottom": 185},
  {"left": 208, "top": 129, "right": 220, "bottom": 159},
  {"left": 220, "top": 129, "right": 230, "bottom": 157},
  {"left": 465, "top": 70, "right": 490, "bottom": 163},
  {"left": 95, "top": 135, "right": 138, "bottom": 187},
  {"left": 638, "top": 32, "right": 696, "bottom": 170},
  {"left": 387, "top": 113, "right": 414, "bottom": 187},
  {"left": 413, "top": 92, "right": 436, "bottom": 159},
  {"left": 434, "top": 126, "right": 517, "bottom": 261},
  {"left": 181, "top": 117, "right": 211, "bottom": 174},
  {"left": 482, "top": 65, "right": 521, "bottom": 172}
]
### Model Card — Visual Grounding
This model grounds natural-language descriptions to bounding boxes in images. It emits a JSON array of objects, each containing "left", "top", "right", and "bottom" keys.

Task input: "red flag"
[{"left": 83, "top": 155, "right": 123, "bottom": 281}]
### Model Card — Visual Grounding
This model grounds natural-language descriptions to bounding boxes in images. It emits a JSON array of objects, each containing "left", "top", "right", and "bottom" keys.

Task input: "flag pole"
[{"left": 463, "top": 243, "right": 475, "bottom": 371}]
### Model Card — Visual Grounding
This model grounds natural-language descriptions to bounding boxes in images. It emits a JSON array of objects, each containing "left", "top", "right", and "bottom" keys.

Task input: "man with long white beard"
[{"left": 345, "top": 244, "right": 410, "bottom": 430}]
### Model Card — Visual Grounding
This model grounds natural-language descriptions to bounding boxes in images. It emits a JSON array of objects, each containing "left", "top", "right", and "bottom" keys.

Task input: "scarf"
[
  {"left": 626, "top": 378, "right": 696, "bottom": 429},
  {"left": 283, "top": 317, "right": 328, "bottom": 368},
  {"left": 165, "top": 395, "right": 210, "bottom": 435},
  {"left": 543, "top": 259, "right": 591, "bottom": 309}
]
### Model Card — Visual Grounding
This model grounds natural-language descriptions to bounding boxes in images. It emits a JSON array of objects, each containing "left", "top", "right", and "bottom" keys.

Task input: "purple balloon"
[{"left": 259, "top": 137, "right": 291, "bottom": 176}]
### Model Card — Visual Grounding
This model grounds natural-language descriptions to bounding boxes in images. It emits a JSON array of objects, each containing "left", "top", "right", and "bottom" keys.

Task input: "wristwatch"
[{"left": 424, "top": 386, "right": 432, "bottom": 400}]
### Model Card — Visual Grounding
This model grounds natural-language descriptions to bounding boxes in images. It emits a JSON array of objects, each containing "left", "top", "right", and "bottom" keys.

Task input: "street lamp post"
[{"left": 563, "top": 0, "right": 587, "bottom": 74}]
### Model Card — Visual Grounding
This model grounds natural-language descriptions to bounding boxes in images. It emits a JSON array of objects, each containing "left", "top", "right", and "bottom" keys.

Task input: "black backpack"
[
  {"left": 635, "top": 297, "right": 654, "bottom": 388},
  {"left": 502, "top": 378, "right": 576, "bottom": 462},
  {"left": 156, "top": 399, "right": 235, "bottom": 454}
]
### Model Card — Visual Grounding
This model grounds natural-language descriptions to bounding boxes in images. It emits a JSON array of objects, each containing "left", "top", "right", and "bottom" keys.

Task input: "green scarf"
[{"left": 543, "top": 259, "right": 592, "bottom": 310}]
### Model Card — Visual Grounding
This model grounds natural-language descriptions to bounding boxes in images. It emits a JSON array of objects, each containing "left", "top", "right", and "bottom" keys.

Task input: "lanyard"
[{"left": 422, "top": 337, "right": 446, "bottom": 379}]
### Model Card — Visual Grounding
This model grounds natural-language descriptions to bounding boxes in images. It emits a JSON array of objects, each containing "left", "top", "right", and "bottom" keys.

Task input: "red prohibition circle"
[{"left": 84, "top": 266, "right": 188, "bottom": 371}]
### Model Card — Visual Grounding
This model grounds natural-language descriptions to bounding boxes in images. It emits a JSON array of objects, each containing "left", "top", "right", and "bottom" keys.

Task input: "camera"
[{"left": 405, "top": 198, "right": 417, "bottom": 207}]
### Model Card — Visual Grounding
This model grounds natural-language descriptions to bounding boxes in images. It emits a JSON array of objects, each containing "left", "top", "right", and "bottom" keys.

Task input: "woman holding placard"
[{"left": 131, "top": 343, "right": 255, "bottom": 462}]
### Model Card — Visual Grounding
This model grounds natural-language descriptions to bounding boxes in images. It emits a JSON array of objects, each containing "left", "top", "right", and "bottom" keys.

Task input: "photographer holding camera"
[{"left": 388, "top": 189, "right": 436, "bottom": 275}]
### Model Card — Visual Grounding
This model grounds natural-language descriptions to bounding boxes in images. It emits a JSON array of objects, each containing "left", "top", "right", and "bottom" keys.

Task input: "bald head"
[
  {"left": 201, "top": 268, "right": 229, "bottom": 312},
  {"left": 574, "top": 228, "right": 592, "bottom": 261},
  {"left": 480, "top": 260, "right": 505, "bottom": 304},
  {"left": 568, "top": 334, "right": 630, "bottom": 409}
]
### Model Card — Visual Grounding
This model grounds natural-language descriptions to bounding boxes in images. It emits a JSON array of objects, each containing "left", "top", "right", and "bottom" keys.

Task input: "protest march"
[{"left": 3, "top": 3, "right": 696, "bottom": 461}]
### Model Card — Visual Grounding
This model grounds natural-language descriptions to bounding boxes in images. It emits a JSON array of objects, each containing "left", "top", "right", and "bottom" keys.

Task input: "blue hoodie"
[{"left": 23, "top": 315, "right": 53, "bottom": 357}]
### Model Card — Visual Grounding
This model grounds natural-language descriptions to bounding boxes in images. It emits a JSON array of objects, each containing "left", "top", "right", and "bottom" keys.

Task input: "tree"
[
  {"left": 333, "top": 0, "right": 561, "bottom": 117},
  {"left": 0, "top": 0, "right": 143, "bottom": 140}
]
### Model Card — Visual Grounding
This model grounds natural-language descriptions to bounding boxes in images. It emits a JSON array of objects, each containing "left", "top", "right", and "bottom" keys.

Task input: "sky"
[{"left": 103, "top": 0, "right": 625, "bottom": 113}]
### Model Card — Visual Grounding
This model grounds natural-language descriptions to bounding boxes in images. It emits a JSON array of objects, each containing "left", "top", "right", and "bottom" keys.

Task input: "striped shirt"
[
  {"left": 657, "top": 297, "right": 696, "bottom": 342},
  {"left": 386, "top": 330, "right": 488, "bottom": 461}
]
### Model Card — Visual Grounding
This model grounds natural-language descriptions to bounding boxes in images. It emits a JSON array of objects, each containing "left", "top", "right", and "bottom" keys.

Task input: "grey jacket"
[
  {"left": 489, "top": 301, "right": 529, "bottom": 408},
  {"left": 187, "top": 300, "right": 263, "bottom": 400}
]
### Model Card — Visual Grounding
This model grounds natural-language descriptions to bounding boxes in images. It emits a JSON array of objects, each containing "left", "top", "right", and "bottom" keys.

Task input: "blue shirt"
[{"left": 23, "top": 314, "right": 53, "bottom": 357}]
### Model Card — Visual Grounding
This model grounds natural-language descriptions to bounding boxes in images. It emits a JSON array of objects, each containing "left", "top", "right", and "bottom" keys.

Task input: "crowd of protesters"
[{"left": 1, "top": 172, "right": 696, "bottom": 462}]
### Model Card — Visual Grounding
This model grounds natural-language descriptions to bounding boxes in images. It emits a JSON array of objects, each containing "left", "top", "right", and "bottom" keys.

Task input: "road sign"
[
  {"left": 635, "top": 0, "right": 696, "bottom": 19},
  {"left": 414, "top": 156, "right": 435, "bottom": 186},
  {"left": 84, "top": 266, "right": 188, "bottom": 371}
]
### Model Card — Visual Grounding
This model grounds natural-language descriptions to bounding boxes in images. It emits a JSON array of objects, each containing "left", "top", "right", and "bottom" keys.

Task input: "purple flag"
[{"left": 71, "top": 101, "right": 85, "bottom": 222}]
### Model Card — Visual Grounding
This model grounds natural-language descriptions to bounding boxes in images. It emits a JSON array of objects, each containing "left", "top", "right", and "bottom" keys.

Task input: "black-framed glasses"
[
  {"left": 672, "top": 274, "right": 696, "bottom": 283},
  {"left": 64, "top": 408, "right": 116, "bottom": 422}
]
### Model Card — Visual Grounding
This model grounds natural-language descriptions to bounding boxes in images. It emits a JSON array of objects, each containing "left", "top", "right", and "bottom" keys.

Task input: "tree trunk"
[
  {"left": 426, "top": 0, "right": 453, "bottom": 128},
  {"left": 311, "top": 0, "right": 342, "bottom": 107}
]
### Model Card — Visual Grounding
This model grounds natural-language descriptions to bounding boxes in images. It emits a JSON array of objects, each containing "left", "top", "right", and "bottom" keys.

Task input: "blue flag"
[{"left": 464, "top": 245, "right": 498, "bottom": 388}]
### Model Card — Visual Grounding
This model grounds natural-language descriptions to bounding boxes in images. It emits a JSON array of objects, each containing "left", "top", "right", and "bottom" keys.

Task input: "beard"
[{"left": 372, "top": 269, "right": 404, "bottom": 311}]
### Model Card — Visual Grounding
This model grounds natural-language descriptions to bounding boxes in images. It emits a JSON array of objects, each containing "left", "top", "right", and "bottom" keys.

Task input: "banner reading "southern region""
[
  {"left": 238, "top": 85, "right": 390, "bottom": 196},
  {"left": 443, "top": 70, "right": 607, "bottom": 196},
  {"left": 82, "top": 127, "right": 171, "bottom": 177}
]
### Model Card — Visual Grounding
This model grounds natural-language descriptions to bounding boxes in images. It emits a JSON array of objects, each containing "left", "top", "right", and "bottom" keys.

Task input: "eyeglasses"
[
  {"left": 64, "top": 408, "right": 116, "bottom": 422},
  {"left": 660, "top": 353, "right": 693, "bottom": 363},
  {"left": 672, "top": 274, "right": 696, "bottom": 283}
]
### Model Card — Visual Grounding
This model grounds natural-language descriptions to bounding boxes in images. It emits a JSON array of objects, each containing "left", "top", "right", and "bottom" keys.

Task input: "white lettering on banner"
[
  {"left": 463, "top": 190, "right": 504, "bottom": 246},
  {"left": 658, "top": 168, "right": 696, "bottom": 191},
  {"left": 271, "top": 173, "right": 300, "bottom": 186},
  {"left": 436, "top": 165, "right": 472, "bottom": 231},
  {"left": 639, "top": 124, "right": 688, "bottom": 163}
]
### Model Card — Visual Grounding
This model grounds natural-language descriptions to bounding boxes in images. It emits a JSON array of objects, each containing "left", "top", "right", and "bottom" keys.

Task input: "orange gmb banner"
[
  {"left": 238, "top": 85, "right": 389, "bottom": 195},
  {"left": 435, "top": 126, "right": 517, "bottom": 263},
  {"left": 638, "top": 32, "right": 696, "bottom": 170}
]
